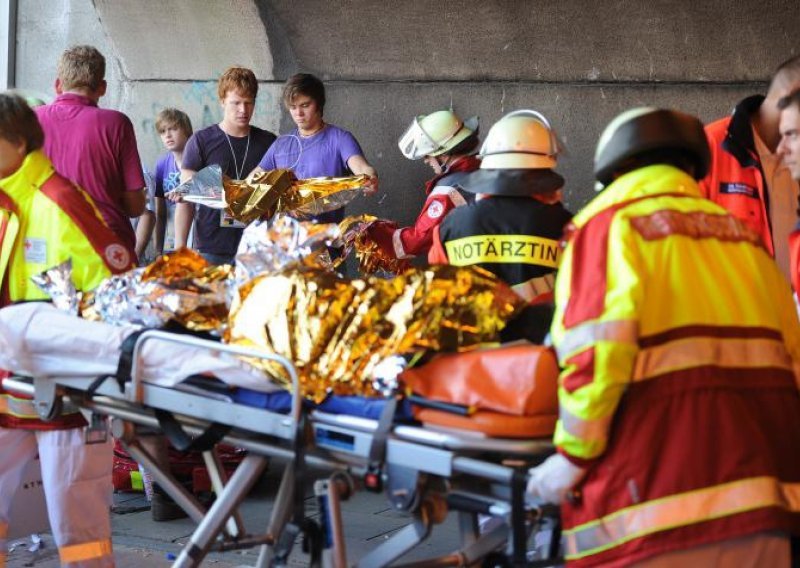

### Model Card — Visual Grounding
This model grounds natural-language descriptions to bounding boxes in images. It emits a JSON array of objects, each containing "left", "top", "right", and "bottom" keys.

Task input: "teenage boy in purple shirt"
[
  {"left": 173, "top": 67, "right": 276, "bottom": 265},
  {"left": 152, "top": 108, "right": 193, "bottom": 255},
  {"left": 252, "top": 73, "right": 378, "bottom": 224},
  {"left": 36, "top": 45, "right": 146, "bottom": 260}
]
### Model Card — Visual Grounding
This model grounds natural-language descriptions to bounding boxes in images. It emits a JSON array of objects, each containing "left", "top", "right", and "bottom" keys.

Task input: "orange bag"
[{"left": 400, "top": 343, "right": 559, "bottom": 417}]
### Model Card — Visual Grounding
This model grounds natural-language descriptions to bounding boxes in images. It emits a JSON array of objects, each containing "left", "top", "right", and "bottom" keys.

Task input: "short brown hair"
[
  {"left": 217, "top": 67, "right": 258, "bottom": 100},
  {"left": 57, "top": 45, "right": 105, "bottom": 92},
  {"left": 282, "top": 73, "right": 325, "bottom": 114},
  {"left": 0, "top": 92, "right": 44, "bottom": 153},
  {"left": 778, "top": 89, "right": 800, "bottom": 113},
  {"left": 155, "top": 108, "right": 193, "bottom": 137}
]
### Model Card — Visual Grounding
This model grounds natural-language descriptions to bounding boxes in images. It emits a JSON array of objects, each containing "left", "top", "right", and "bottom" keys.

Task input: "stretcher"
[{"left": 0, "top": 307, "right": 561, "bottom": 567}]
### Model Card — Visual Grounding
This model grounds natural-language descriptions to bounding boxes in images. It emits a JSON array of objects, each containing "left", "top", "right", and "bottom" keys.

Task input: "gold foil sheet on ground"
[
  {"left": 224, "top": 170, "right": 367, "bottom": 223},
  {"left": 225, "top": 265, "right": 524, "bottom": 402},
  {"left": 335, "top": 215, "right": 410, "bottom": 275}
]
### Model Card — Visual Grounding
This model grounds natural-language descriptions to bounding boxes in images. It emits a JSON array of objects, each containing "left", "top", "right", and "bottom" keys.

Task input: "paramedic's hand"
[
  {"left": 365, "top": 220, "right": 399, "bottom": 257},
  {"left": 526, "top": 453, "right": 587, "bottom": 505}
]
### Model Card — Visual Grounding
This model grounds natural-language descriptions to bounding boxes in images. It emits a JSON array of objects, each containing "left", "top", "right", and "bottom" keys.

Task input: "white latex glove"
[{"left": 526, "top": 453, "right": 587, "bottom": 504}]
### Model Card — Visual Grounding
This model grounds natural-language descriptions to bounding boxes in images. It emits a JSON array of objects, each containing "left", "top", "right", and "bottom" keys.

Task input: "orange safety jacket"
[
  {"left": 0, "top": 151, "right": 134, "bottom": 430},
  {"left": 551, "top": 164, "right": 800, "bottom": 566},
  {"left": 699, "top": 95, "right": 774, "bottom": 254}
]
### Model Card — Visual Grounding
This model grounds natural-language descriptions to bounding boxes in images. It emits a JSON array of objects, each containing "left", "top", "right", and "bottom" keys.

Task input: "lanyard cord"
[{"left": 224, "top": 131, "right": 251, "bottom": 180}]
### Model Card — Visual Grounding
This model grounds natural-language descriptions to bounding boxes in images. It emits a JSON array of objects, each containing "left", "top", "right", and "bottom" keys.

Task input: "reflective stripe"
[
  {"left": 564, "top": 476, "right": 800, "bottom": 560},
  {"left": 445, "top": 186, "right": 468, "bottom": 207},
  {"left": 444, "top": 234, "right": 561, "bottom": 267},
  {"left": 556, "top": 319, "right": 638, "bottom": 360},
  {"left": 392, "top": 229, "right": 412, "bottom": 259},
  {"left": 633, "top": 337, "right": 793, "bottom": 381},
  {"left": 512, "top": 273, "right": 555, "bottom": 303},
  {"left": 0, "top": 393, "right": 39, "bottom": 418},
  {"left": 559, "top": 403, "right": 613, "bottom": 443},
  {"left": 0, "top": 393, "right": 79, "bottom": 419},
  {"left": 59, "top": 538, "right": 113, "bottom": 564}
]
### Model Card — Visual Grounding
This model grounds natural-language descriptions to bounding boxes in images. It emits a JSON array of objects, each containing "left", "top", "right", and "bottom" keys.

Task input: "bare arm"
[
  {"left": 174, "top": 168, "right": 196, "bottom": 248},
  {"left": 122, "top": 188, "right": 147, "bottom": 217},
  {"left": 134, "top": 209, "right": 155, "bottom": 262},
  {"left": 347, "top": 154, "right": 379, "bottom": 195},
  {"left": 154, "top": 197, "right": 167, "bottom": 254}
]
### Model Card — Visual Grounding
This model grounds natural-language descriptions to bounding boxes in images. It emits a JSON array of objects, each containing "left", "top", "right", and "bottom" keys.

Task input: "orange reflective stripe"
[
  {"left": 0, "top": 393, "right": 38, "bottom": 418},
  {"left": 58, "top": 538, "right": 113, "bottom": 564},
  {"left": 0, "top": 393, "right": 79, "bottom": 419},
  {"left": 556, "top": 319, "right": 638, "bottom": 360},
  {"left": 512, "top": 273, "right": 556, "bottom": 303},
  {"left": 632, "top": 337, "right": 793, "bottom": 381},
  {"left": 558, "top": 403, "right": 613, "bottom": 443},
  {"left": 564, "top": 476, "right": 800, "bottom": 560}
]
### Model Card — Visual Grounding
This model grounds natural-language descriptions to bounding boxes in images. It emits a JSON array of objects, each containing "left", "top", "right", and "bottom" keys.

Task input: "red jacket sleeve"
[
  {"left": 790, "top": 227, "right": 800, "bottom": 292},
  {"left": 394, "top": 192, "right": 461, "bottom": 258}
]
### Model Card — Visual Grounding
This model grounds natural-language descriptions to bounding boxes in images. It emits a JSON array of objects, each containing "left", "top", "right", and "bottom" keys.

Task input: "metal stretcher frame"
[{"left": 1, "top": 330, "right": 562, "bottom": 567}]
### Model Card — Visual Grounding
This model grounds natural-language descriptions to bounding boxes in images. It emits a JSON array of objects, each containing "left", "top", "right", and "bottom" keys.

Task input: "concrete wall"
[{"left": 13, "top": 0, "right": 800, "bottom": 222}]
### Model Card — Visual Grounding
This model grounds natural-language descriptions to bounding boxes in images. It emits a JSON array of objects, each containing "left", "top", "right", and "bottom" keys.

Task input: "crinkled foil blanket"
[{"left": 226, "top": 265, "right": 523, "bottom": 402}]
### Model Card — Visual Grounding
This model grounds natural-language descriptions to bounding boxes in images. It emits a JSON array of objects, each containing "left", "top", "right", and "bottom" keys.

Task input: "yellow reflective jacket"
[
  {"left": 551, "top": 164, "right": 800, "bottom": 566},
  {"left": 0, "top": 150, "right": 133, "bottom": 304}
]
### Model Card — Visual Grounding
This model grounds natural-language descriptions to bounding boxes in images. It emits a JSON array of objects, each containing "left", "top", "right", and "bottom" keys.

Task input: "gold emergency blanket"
[
  {"left": 225, "top": 265, "right": 524, "bottom": 401},
  {"left": 224, "top": 170, "right": 367, "bottom": 223},
  {"left": 335, "top": 215, "right": 410, "bottom": 275},
  {"left": 81, "top": 248, "right": 231, "bottom": 331}
]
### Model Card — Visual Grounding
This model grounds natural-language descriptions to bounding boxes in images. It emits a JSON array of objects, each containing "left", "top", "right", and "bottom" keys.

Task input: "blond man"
[{"left": 35, "top": 45, "right": 146, "bottom": 261}]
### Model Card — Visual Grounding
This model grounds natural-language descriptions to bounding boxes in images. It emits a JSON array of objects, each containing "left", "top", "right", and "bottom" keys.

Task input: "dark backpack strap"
[
  {"left": 86, "top": 328, "right": 150, "bottom": 398},
  {"left": 153, "top": 408, "right": 232, "bottom": 452}
]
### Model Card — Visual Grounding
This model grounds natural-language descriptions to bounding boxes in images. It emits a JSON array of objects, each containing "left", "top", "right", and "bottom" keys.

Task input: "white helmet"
[
  {"left": 398, "top": 109, "right": 478, "bottom": 160},
  {"left": 479, "top": 109, "right": 559, "bottom": 170}
]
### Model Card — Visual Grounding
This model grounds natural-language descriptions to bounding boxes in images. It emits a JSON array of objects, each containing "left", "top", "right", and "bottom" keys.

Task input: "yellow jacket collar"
[
  {"left": 572, "top": 165, "right": 701, "bottom": 229},
  {"left": 0, "top": 150, "right": 55, "bottom": 194}
]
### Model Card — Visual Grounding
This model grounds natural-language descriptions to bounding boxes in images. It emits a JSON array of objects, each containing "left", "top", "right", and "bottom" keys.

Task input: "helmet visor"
[{"left": 398, "top": 117, "right": 441, "bottom": 160}]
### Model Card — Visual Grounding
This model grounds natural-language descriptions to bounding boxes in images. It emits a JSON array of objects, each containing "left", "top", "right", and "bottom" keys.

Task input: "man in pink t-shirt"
[{"left": 36, "top": 45, "right": 146, "bottom": 258}]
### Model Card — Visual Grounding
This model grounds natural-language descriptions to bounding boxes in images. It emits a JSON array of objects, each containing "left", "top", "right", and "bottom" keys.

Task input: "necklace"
[
  {"left": 223, "top": 130, "right": 250, "bottom": 180},
  {"left": 299, "top": 122, "right": 325, "bottom": 138}
]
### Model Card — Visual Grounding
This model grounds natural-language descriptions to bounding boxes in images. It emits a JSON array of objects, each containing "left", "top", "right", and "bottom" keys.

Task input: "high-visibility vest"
[
  {"left": 0, "top": 150, "right": 134, "bottom": 430},
  {"left": 551, "top": 164, "right": 800, "bottom": 566}
]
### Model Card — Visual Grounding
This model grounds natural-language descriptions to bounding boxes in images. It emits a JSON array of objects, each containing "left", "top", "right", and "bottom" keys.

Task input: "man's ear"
[
  {"left": 97, "top": 80, "right": 107, "bottom": 98},
  {"left": 54, "top": 78, "right": 63, "bottom": 95}
]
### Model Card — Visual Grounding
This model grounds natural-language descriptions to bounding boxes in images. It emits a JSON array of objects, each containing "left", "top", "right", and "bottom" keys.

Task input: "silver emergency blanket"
[
  {"left": 167, "top": 164, "right": 225, "bottom": 208},
  {"left": 234, "top": 215, "right": 339, "bottom": 286},
  {"left": 0, "top": 303, "right": 281, "bottom": 393}
]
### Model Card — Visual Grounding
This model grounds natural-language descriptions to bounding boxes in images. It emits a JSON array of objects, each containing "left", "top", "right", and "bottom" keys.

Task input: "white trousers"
[{"left": 0, "top": 427, "right": 114, "bottom": 567}]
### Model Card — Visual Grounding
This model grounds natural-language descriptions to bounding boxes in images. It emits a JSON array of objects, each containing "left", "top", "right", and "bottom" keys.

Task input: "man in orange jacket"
[
  {"left": 700, "top": 55, "right": 800, "bottom": 284},
  {"left": 778, "top": 89, "right": 800, "bottom": 293}
]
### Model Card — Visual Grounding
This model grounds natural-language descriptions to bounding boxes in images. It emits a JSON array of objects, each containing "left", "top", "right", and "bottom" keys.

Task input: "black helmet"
[{"left": 594, "top": 108, "right": 710, "bottom": 186}]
